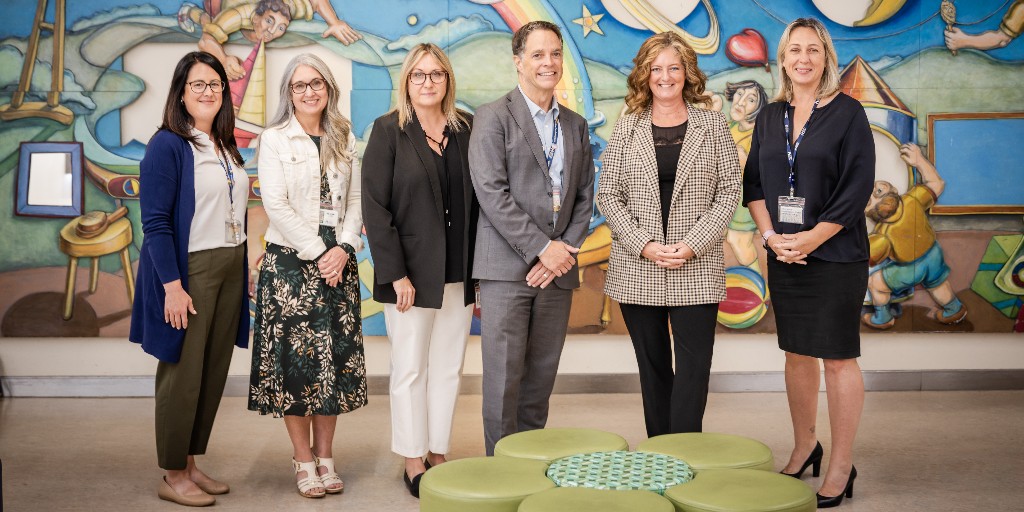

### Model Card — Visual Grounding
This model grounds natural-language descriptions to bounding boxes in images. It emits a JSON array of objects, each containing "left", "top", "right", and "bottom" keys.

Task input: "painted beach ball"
[{"left": 717, "top": 266, "right": 769, "bottom": 329}]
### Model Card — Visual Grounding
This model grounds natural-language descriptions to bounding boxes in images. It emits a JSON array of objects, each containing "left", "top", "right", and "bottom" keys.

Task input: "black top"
[
  {"left": 431, "top": 132, "right": 466, "bottom": 283},
  {"left": 652, "top": 121, "right": 688, "bottom": 233},
  {"left": 742, "top": 93, "right": 874, "bottom": 262}
]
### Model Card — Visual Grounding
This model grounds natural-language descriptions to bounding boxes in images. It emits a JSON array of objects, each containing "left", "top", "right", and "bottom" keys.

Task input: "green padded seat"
[
  {"left": 518, "top": 487, "right": 676, "bottom": 512},
  {"left": 419, "top": 457, "right": 555, "bottom": 512},
  {"left": 547, "top": 451, "right": 693, "bottom": 494},
  {"left": 637, "top": 433, "right": 774, "bottom": 471},
  {"left": 664, "top": 469, "right": 816, "bottom": 512},
  {"left": 494, "top": 428, "right": 629, "bottom": 463}
]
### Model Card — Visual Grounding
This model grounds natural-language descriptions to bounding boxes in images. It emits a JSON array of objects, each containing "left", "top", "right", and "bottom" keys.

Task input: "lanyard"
[
  {"left": 783, "top": 98, "right": 820, "bottom": 197},
  {"left": 216, "top": 148, "right": 237, "bottom": 220},
  {"left": 544, "top": 114, "right": 560, "bottom": 169}
]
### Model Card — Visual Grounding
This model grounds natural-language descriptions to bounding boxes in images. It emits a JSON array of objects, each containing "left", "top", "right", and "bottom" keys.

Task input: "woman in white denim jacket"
[{"left": 247, "top": 53, "right": 367, "bottom": 500}]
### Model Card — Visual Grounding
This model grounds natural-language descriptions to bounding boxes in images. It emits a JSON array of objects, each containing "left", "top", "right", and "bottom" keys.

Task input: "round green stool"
[
  {"left": 546, "top": 451, "right": 693, "bottom": 494},
  {"left": 419, "top": 457, "right": 555, "bottom": 512},
  {"left": 664, "top": 469, "right": 816, "bottom": 512},
  {"left": 494, "top": 428, "right": 629, "bottom": 463},
  {"left": 637, "top": 433, "right": 774, "bottom": 471},
  {"left": 518, "top": 487, "right": 676, "bottom": 512}
]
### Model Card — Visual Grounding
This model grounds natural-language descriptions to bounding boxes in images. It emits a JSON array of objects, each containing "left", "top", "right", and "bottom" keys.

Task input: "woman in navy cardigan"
[{"left": 129, "top": 51, "right": 249, "bottom": 507}]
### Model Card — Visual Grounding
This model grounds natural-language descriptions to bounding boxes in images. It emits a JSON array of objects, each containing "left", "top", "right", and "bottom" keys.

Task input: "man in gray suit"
[{"left": 468, "top": 20, "right": 595, "bottom": 455}]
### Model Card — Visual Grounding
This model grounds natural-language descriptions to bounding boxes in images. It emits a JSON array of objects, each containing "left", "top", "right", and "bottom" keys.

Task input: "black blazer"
[{"left": 362, "top": 110, "right": 477, "bottom": 308}]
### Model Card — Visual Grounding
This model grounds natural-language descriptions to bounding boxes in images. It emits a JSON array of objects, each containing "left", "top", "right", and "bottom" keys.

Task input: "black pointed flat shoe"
[{"left": 403, "top": 469, "right": 424, "bottom": 498}]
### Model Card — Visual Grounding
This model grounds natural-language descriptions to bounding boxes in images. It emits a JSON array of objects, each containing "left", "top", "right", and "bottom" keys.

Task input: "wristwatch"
[{"left": 761, "top": 229, "right": 777, "bottom": 249}]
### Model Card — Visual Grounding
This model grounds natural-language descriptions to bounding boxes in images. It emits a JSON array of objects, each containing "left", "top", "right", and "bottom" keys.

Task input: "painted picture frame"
[{"left": 15, "top": 141, "right": 84, "bottom": 218}]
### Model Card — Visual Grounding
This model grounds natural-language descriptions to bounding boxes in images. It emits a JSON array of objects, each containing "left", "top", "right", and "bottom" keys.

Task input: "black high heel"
[
  {"left": 816, "top": 465, "right": 857, "bottom": 508},
  {"left": 780, "top": 441, "right": 823, "bottom": 478}
]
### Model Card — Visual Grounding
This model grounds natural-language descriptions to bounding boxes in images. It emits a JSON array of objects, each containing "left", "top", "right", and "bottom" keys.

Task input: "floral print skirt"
[{"left": 248, "top": 229, "right": 367, "bottom": 417}]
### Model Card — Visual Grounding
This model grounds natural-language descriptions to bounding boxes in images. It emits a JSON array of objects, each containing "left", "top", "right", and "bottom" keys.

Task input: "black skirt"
[{"left": 767, "top": 256, "right": 868, "bottom": 359}]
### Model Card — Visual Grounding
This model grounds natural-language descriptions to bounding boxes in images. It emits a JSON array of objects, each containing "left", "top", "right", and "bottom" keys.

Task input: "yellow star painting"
[{"left": 573, "top": 5, "right": 605, "bottom": 37}]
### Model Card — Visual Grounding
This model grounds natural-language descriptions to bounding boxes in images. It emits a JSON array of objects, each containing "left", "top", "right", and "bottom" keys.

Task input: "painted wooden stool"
[{"left": 58, "top": 217, "right": 134, "bottom": 319}]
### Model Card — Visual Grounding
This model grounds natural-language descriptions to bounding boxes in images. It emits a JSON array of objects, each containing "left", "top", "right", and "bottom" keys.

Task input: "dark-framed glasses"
[
  {"left": 188, "top": 80, "right": 225, "bottom": 94},
  {"left": 290, "top": 78, "right": 327, "bottom": 94},
  {"left": 409, "top": 70, "right": 447, "bottom": 85}
]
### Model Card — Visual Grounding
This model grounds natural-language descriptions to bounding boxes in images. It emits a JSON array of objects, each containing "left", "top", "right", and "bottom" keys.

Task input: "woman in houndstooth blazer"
[{"left": 597, "top": 32, "right": 741, "bottom": 437}]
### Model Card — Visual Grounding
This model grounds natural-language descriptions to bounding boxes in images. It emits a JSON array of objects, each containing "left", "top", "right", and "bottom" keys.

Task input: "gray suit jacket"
[{"left": 469, "top": 88, "right": 595, "bottom": 289}]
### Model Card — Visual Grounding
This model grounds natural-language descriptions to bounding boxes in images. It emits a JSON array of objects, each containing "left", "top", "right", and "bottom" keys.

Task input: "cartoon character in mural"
[
  {"left": 723, "top": 80, "right": 768, "bottom": 272},
  {"left": 862, "top": 142, "right": 967, "bottom": 329},
  {"left": 944, "top": 0, "right": 1023, "bottom": 52},
  {"left": 177, "top": 0, "right": 362, "bottom": 80}
]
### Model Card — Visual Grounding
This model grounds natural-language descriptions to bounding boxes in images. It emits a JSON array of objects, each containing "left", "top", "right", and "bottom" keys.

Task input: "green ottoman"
[
  {"left": 664, "top": 469, "right": 816, "bottom": 512},
  {"left": 546, "top": 451, "right": 693, "bottom": 494},
  {"left": 419, "top": 457, "right": 555, "bottom": 512},
  {"left": 495, "top": 428, "right": 629, "bottom": 463},
  {"left": 637, "top": 433, "right": 774, "bottom": 471},
  {"left": 519, "top": 487, "right": 676, "bottom": 512}
]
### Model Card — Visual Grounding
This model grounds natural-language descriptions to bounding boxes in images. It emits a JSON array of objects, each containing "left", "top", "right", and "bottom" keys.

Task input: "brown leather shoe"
[
  {"left": 193, "top": 477, "right": 229, "bottom": 495},
  {"left": 159, "top": 477, "right": 216, "bottom": 507}
]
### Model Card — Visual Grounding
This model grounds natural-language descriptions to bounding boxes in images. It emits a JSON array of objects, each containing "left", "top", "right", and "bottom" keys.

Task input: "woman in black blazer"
[{"left": 361, "top": 43, "right": 476, "bottom": 498}]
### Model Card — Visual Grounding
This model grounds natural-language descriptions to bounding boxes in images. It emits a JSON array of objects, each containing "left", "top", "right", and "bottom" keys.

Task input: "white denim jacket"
[{"left": 258, "top": 115, "right": 363, "bottom": 260}]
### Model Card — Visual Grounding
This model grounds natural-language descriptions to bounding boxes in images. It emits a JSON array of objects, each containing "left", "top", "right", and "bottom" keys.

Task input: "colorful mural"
[{"left": 0, "top": 0, "right": 1022, "bottom": 338}]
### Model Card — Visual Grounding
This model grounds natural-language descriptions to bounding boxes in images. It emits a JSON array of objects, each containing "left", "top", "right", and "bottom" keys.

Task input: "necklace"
[{"left": 424, "top": 131, "right": 447, "bottom": 152}]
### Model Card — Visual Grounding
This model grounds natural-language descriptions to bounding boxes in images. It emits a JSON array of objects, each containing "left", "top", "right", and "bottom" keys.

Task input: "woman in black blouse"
[
  {"left": 743, "top": 18, "right": 873, "bottom": 508},
  {"left": 361, "top": 43, "right": 476, "bottom": 498}
]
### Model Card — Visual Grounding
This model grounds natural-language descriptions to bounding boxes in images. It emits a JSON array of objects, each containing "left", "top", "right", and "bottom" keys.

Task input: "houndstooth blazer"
[{"left": 597, "top": 105, "right": 741, "bottom": 306}]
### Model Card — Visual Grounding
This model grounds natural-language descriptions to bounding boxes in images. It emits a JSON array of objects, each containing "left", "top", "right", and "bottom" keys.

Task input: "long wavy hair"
[
  {"left": 773, "top": 17, "right": 841, "bottom": 102},
  {"left": 264, "top": 53, "right": 353, "bottom": 171},
  {"left": 393, "top": 43, "right": 468, "bottom": 132},
  {"left": 624, "top": 32, "right": 710, "bottom": 115},
  {"left": 159, "top": 51, "right": 243, "bottom": 166}
]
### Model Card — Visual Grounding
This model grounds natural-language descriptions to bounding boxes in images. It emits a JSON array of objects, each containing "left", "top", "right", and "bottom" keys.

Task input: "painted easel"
[{"left": 0, "top": 0, "right": 73, "bottom": 125}]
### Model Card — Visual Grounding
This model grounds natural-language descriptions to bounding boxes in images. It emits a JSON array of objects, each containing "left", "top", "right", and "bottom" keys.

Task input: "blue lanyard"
[
  {"left": 216, "top": 148, "right": 237, "bottom": 215},
  {"left": 544, "top": 115, "right": 560, "bottom": 169},
  {"left": 783, "top": 98, "right": 820, "bottom": 197}
]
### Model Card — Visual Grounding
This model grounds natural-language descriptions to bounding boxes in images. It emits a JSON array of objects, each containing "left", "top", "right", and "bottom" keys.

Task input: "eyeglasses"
[
  {"left": 290, "top": 78, "right": 327, "bottom": 94},
  {"left": 187, "top": 80, "right": 226, "bottom": 94},
  {"left": 409, "top": 70, "right": 447, "bottom": 85}
]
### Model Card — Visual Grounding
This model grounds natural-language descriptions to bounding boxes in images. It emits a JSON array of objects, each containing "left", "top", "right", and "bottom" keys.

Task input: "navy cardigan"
[{"left": 129, "top": 130, "right": 250, "bottom": 363}]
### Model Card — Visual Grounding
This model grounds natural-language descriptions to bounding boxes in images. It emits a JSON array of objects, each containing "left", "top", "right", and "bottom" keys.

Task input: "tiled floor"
[{"left": 1, "top": 391, "right": 1021, "bottom": 511}]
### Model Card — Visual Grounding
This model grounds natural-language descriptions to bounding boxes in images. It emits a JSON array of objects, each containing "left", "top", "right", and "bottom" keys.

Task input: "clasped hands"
[
  {"left": 318, "top": 246, "right": 349, "bottom": 287},
  {"left": 641, "top": 241, "right": 695, "bottom": 269},
  {"left": 766, "top": 231, "right": 823, "bottom": 265},
  {"left": 526, "top": 240, "right": 580, "bottom": 288}
]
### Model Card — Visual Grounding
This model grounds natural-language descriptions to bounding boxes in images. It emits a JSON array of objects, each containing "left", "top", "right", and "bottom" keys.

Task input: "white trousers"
[{"left": 384, "top": 282, "right": 473, "bottom": 458}]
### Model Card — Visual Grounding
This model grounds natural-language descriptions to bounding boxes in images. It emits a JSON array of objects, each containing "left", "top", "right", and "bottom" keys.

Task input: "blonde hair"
[
  {"left": 264, "top": 53, "right": 353, "bottom": 171},
  {"left": 393, "top": 43, "right": 468, "bottom": 131},
  {"left": 774, "top": 18, "right": 841, "bottom": 102},
  {"left": 624, "top": 32, "right": 710, "bottom": 115}
]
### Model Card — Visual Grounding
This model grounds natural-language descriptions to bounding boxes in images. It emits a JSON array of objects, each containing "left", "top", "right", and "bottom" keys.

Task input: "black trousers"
[{"left": 619, "top": 302, "right": 718, "bottom": 437}]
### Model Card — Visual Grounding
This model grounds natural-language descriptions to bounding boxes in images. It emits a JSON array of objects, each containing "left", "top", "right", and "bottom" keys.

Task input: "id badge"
[
  {"left": 225, "top": 219, "right": 242, "bottom": 245},
  {"left": 319, "top": 198, "right": 339, "bottom": 226},
  {"left": 778, "top": 195, "right": 806, "bottom": 225},
  {"left": 552, "top": 185, "right": 562, "bottom": 213}
]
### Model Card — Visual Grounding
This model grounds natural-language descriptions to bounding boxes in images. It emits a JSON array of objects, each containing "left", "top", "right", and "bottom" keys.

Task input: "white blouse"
[{"left": 188, "top": 129, "right": 248, "bottom": 252}]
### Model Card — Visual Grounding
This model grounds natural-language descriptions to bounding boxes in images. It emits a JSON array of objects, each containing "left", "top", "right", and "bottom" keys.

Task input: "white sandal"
[
  {"left": 292, "top": 459, "right": 326, "bottom": 498},
  {"left": 315, "top": 456, "right": 345, "bottom": 494}
]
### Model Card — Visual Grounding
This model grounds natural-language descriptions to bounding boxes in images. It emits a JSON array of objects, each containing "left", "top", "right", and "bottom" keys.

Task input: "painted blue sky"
[{"left": 3, "top": 0, "right": 1023, "bottom": 73}]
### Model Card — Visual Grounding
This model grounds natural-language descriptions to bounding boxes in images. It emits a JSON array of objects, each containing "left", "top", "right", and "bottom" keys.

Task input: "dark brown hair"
[
  {"left": 512, "top": 21, "right": 562, "bottom": 56},
  {"left": 159, "top": 51, "right": 243, "bottom": 166}
]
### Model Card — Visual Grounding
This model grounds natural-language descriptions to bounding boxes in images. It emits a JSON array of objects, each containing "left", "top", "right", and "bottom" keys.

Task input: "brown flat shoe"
[
  {"left": 194, "top": 476, "right": 229, "bottom": 495},
  {"left": 159, "top": 477, "right": 216, "bottom": 507}
]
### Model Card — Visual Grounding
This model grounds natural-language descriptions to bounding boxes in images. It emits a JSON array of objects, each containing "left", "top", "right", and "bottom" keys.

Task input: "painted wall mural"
[{"left": 0, "top": 0, "right": 1022, "bottom": 338}]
